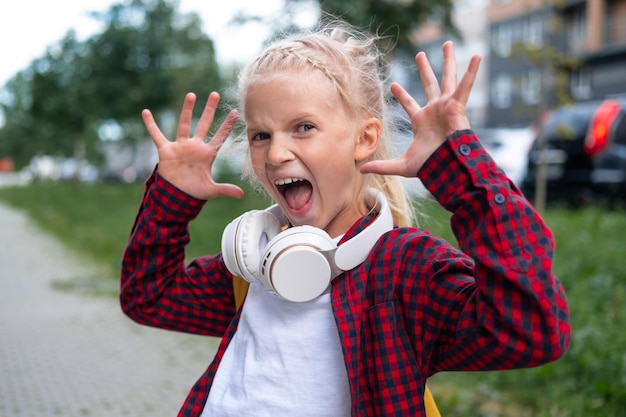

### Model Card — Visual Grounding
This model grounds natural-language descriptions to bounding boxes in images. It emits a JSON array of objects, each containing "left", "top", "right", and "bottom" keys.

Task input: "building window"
[
  {"left": 566, "top": 6, "right": 587, "bottom": 52},
  {"left": 571, "top": 67, "right": 591, "bottom": 99},
  {"left": 492, "top": 24, "right": 512, "bottom": 57},
  {"left": 492, "top": 74, "right": 512, "bottom": 108},
  {"left": 524, "top": 14, "right": 543, "bottom": 49},
  {"left": 521, "top": 70, "right": 542, "bottom": 104}
]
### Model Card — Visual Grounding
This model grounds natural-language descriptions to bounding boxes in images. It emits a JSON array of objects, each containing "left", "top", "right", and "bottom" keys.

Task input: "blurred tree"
[
  {"left": 0, "top": 73, "right": 42, "bottom": 167},
  {"left": 0, "top": 33, "right": 95, "bottom": 168},
  {"left": 232, "top": 0, "right": 459, "bottom": 54},
  {"left": 0, "top": 0, "right": 222, "bottom": 169},
  {"left": 84, "top": 0, "right": 222, "bottom": 130},
  {"left": 315, "top": 0, "right": 458, "bottom": 52}
]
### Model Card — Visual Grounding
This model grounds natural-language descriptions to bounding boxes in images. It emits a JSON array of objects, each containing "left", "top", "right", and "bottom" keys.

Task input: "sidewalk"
[{"left": 0, "top": 203, "right": 219, "bottom": 417}]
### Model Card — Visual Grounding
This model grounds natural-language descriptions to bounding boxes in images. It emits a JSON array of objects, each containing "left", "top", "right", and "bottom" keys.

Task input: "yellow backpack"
[{"left": 232, "top": 276, "right": 440, "bottom": 417}]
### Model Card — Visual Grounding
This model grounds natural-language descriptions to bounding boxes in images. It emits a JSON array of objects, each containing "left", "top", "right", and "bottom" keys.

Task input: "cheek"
[
  {"left": 248, "top": 150, "right": 270, "bottom": 182},
  {"left": 248, "top": 147, "right": 263, "bottom": 168}
]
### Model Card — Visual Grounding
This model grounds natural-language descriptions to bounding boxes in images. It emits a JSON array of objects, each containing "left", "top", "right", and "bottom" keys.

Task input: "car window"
[
  {"left": 612, "top": 113, "right": 626, "bottom": 145},
  {"left": 542, "top": 109, "right": 592, "bottom": 142}
]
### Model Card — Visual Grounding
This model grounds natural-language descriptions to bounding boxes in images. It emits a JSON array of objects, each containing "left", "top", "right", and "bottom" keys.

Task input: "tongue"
[{"left": 284, "top": 182, "right": 312, "bottom": 211}]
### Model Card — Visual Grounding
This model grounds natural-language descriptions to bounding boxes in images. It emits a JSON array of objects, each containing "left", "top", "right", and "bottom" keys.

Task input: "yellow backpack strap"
[
  {"left": 424, "top": 384, "right": 440, "bottom": 417},
  {"left": 232, "top": 275, "right": 250, "bottom": 310},
  {"left": 230, "top": 275, "right": 440, "bottom": 416}
]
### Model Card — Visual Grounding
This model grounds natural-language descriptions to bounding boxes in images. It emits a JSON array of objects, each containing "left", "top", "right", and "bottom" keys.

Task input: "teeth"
[{"left": 274, "top": 178, "right": 304, "bottom": 186}]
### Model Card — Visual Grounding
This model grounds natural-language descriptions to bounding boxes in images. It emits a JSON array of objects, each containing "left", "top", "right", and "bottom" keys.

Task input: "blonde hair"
[{"left": 236, "top": 20, "right": 415, "bottom": 227}]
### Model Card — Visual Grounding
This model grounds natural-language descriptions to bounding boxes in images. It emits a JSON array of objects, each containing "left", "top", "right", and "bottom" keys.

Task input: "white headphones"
[{"left": 221, "top": 190, "right": 393, "bottom": 302}]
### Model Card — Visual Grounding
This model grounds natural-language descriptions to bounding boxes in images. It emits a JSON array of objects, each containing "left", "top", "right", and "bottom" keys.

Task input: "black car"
[{"left": 521, "top": 98, "right": 626, "bottom": 207}]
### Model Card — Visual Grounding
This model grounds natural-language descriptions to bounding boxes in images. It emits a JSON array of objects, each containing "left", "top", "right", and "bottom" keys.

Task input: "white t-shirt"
[{"left": 201, "top": 281, "right": 351, "bottom": 416}]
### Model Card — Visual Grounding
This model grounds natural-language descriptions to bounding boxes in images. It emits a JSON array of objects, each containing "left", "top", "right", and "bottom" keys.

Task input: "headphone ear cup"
[
  {"left": 261, "top": 226, "right": 336, "bottom": 302},
  {"left": 221, "top": 210, "right": 282, "bottom": 284},
  {"left": 221, "top": 214, "right": 245, "bottom": 278}
]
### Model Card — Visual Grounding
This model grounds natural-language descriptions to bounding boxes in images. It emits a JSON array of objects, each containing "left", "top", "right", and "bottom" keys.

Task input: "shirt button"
[
  {"left": 494, "top": 193, "right": 506, "bottom": 204},
  {"left": 459, "top": 144, "right": 471, "bottom": 156}
]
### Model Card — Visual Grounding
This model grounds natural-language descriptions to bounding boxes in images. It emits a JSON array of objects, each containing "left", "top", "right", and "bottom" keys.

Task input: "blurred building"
[
  {"left": 409, "top": 0, "right": 491, "bottom": 127},
  {"left": 408, "top": 0, "right": 626, "bottom": 128},
  {"left": 487, "top": 0, "right": 626, "bottom": 127}
]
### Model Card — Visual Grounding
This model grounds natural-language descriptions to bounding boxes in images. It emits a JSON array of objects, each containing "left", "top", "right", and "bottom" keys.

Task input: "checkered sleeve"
[
  {"left": 120, "top": 169, "right": 236, "bottom": 337},
  {"left": 417, "top": 130, "right": 571, "bottom": 372}
]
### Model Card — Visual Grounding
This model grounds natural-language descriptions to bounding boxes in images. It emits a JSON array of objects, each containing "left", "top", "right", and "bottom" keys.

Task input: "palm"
[
  {"left": 361, "top": 42, "right": 481, "bottom": 178},
  {"left": 142, "top": 92, "right": 244, "bottom": 200}
]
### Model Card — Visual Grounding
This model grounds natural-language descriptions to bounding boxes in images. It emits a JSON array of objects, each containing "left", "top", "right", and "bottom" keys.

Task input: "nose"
[{"left": 266, "top": 134, "right": 295, "bottom": 166}]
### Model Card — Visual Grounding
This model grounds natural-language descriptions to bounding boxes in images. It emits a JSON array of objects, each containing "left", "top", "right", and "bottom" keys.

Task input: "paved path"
[{"left": 0, "top": 203, "right": 220, "bottom": 417}]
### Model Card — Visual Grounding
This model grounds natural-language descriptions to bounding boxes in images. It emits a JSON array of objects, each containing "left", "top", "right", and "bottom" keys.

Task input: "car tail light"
[{"left": 585, "top": 100, "right": 621, "bottom": 156}]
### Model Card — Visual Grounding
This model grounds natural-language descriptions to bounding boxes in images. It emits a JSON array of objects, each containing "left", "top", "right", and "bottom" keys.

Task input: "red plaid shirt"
[{"left": 120, "top": 130, "right": 570, "bottom": 417}]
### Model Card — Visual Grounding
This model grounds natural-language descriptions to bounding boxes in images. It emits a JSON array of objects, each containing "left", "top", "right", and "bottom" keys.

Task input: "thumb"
[
  {"left": 213, "top": 183, "right": 245, "bottom": 200},
  {"left": 360, "top": 158, "right": 411, "bottom": 177}
]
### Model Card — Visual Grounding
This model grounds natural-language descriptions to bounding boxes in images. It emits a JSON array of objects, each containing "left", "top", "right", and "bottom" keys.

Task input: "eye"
[
  {"left": 297, "top": 123, "right": 315, "bottom": 133},
  {"left": 250, "top": 132, "right": 271, "bottom": 141}
]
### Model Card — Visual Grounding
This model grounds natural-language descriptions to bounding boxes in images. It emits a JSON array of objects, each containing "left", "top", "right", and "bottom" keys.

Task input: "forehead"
[
  {"left": 243, "top": 69, "right": 344, "bottom": 113},
  {"left": 247, "top": 68, "right": 334, "bottom": 93}
]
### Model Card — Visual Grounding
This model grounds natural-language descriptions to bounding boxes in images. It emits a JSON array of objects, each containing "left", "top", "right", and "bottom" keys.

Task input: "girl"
[{"left": 120, "top": 21, "right": 570, "bottom": 417}]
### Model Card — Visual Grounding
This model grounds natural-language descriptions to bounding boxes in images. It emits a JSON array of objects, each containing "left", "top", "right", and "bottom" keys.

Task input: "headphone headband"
[
  {"left": 221, "top": 188, "right": 393, "bottom": 302},
  {"left": 334, "top": 189, "right": 393, "bottom": 270}
]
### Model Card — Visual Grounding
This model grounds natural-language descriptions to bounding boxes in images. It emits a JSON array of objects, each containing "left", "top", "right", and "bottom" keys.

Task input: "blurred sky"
[{"left": 0, "top": 0, "right": 318, "bottom": 86}]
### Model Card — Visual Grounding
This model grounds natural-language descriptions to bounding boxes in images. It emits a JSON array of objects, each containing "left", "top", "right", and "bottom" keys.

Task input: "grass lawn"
[{"left": 1, "top": 180, "right": 624, "bottom": 416}]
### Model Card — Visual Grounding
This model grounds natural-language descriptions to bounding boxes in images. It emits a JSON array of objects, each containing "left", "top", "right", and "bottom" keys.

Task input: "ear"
[{"left": 354, "top": 117, "right": 382, "bottom": 162}]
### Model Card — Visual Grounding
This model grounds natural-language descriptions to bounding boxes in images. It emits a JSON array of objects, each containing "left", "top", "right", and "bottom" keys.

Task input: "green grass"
[
  {"left": 1, "top": 182, "right": 625, "bottom": 416},
  {"left": 0, "top": 175, "right": 269, "bottom": 281},
  {"left": 421, "top": 202, "right": 626, "bottom": 417}
]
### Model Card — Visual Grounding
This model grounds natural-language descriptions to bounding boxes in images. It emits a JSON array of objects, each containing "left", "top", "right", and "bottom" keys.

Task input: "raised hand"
[
  {"left": 142, "top": 92, "right": 244, "bottom": 200},
  {"left": 361, "top": 41, "right": 481, "bottom": 178}
]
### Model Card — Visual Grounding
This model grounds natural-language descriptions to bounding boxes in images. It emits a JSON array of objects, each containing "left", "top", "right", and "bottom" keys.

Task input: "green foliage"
[
  {"left": 0, "top": 0, "right": 223, "bottom": 168},
  {"left": 84, "top": 0, "right": 222, "bottom": 123}
]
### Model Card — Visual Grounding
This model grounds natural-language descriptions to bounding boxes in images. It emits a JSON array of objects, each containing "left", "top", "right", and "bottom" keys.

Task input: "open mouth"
[{"left": 275, "top": 177, "right": 313, "bottom": 211}]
